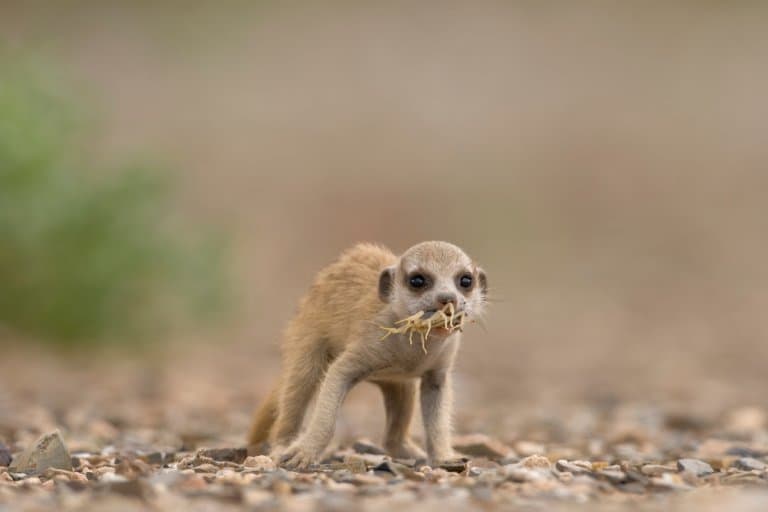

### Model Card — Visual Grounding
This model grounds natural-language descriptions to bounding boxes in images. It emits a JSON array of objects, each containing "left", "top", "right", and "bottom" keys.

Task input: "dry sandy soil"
[{"left": 2, "top": 345, "right": 767, "bottom": 511}]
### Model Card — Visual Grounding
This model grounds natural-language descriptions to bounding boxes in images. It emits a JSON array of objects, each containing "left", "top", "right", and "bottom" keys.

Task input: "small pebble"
[
  {"left": 677, "top": 458, "right": 714, "bottom": 477},
  {"left": 556, "top": 459, "right": 592, "bottom": 474},
  {"left": 517, "top": 454, "right": 552, "bottom": 470},
  {"left": 244, "top": 455, "right": 276, "bottom": 471},
  {"left": 641, "top": 464, "right": 677, "bottom": 476}
]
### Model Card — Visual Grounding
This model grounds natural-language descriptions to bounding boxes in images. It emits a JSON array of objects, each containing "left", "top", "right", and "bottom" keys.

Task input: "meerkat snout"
[{"left": 435, "top": 292, "right": 457, "bottom": 308}]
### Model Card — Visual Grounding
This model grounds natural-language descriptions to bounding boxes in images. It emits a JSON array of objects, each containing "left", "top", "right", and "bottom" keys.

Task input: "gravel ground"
[{"left": 2, "top": 348, "right": 767, "bottom": 511}]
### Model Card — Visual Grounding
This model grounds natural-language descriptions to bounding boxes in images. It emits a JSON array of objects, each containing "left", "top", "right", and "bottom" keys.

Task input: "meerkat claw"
[{"left": 279, "top": 444, "right": 318, "bottom": 471}]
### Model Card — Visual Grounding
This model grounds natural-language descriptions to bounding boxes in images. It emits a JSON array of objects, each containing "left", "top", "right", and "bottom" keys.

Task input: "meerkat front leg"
[
  {"left": 420, "top": 366, "right": 457, "bottom": 465},
  {"left": 280, "top": 350, "right": 371, "bottom": 469},
  {"left": 377, "top": 380, "right": 427, "bottom": 460}
]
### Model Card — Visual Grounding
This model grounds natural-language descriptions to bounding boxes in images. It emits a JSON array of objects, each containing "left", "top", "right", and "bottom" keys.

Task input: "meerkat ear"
[
  {"left": 477, "top": 267, "right": 488, "bottom": 298},
  {"left": 378, "top": 266, "right": 395, "bottom": 303}
]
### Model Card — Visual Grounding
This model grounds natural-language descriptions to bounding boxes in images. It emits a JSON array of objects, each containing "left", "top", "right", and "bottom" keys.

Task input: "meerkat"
[{"left": 247, "top": 241, "right": 487, "bottom": 469}]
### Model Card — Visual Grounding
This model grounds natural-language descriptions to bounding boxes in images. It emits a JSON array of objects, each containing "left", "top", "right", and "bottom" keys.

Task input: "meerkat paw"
[
  {"left": 429, "top": 452, "right": 465, "bottom": 468},
  {"left": 386, "top": 439, "right": 427, "bottom": 460},
  {"left": 279, "top": 442, "right": 320, "bottom": 470}
]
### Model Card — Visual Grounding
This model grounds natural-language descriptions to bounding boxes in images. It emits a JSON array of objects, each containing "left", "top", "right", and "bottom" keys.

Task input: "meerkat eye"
[
  {"left": 409, "top": 274, "right": 427, "bottom": 289},
  {"left": 459, "top": 274, "right": 473, "bottom": 289}
]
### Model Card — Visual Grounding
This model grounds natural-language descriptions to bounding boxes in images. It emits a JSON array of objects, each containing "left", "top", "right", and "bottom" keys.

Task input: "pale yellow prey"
[{"left": 379, "top": 302, "right": 469, "bottom": 354}]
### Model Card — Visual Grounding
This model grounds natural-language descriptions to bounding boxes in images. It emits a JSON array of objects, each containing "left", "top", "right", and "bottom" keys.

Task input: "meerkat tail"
[{"left": 247, "top": 385, "right": 279, "bottom": 446}]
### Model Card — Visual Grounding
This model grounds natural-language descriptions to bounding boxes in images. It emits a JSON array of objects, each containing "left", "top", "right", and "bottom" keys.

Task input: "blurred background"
[{"left": 1, "top": 2, "right": 767, "bottom": 449}]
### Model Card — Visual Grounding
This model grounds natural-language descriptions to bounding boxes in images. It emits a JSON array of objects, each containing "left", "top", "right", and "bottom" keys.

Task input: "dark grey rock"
[
  {"left": 734, "top": 457, "right": 766, "bottom": 471},
  {"left": 439, "top": 459, "right": 468, "bottom": 473},
  {"left": 677, "top": 458, "right": 713, "bottom": 476},
  {"left": 372, "top": 459, "right": 425, "bottom": 480},
  {"left": 8, "top": 431, "right": 72, "bottom": 474},
  {"left": 197, "top": 447, "right": 247, "bottom": 464},
  {"left": 372, "top": 460, "right": 402, "bottom": 477}
]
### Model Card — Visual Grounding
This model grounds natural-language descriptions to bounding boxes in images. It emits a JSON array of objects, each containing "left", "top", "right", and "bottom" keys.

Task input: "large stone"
[
  {"left": 452, "top": 434, "right": 514, "bottom": 460},
  {"left": 9, "top": 431, "right": 72, "bottom": 475}
]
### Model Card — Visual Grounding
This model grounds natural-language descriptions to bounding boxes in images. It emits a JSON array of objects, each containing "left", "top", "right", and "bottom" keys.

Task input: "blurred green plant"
[{"left": 0, "top": 57, "right": 229, "bottom": 348}]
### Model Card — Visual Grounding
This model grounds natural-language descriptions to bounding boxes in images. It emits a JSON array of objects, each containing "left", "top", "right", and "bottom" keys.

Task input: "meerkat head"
[{"left": 378, "top": 241, "right": 488, "bottom": 324}]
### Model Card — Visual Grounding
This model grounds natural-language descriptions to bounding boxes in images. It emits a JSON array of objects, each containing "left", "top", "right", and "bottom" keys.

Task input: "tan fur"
[{"left": 248, "top": 241, "right": 487, "bottom": 469}]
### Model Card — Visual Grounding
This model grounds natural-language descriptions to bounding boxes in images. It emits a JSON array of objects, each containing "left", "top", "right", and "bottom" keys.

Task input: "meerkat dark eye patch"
[{"left": 458, "top": 274, "right": 473, "bottom": 289}]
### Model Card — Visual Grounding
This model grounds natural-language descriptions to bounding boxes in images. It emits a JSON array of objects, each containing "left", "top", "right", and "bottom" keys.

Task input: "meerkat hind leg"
[
  {"left": 377, "top": 380, "right": 427, "bottom": 460},
  {"left": 270, "top": 345, "right": 330, "bottom": 449}
]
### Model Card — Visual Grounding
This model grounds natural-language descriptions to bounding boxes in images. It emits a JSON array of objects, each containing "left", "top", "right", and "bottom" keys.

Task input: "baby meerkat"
[{"left": 247, "top": 241, "right": 487, "bottom": 469}]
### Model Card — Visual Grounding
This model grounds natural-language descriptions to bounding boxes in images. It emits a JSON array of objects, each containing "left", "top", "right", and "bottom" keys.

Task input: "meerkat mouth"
[
  {"left": 378, "top": 303, "right": 469, "bottom": 354},
  {"left": 423, "top": 308, "right": 462, "bottom": 319}
]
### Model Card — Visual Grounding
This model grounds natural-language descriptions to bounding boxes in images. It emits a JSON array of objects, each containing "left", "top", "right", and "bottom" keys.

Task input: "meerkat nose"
[{"left": 436, "top": 293, "right": 457, "bottom": 309}]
